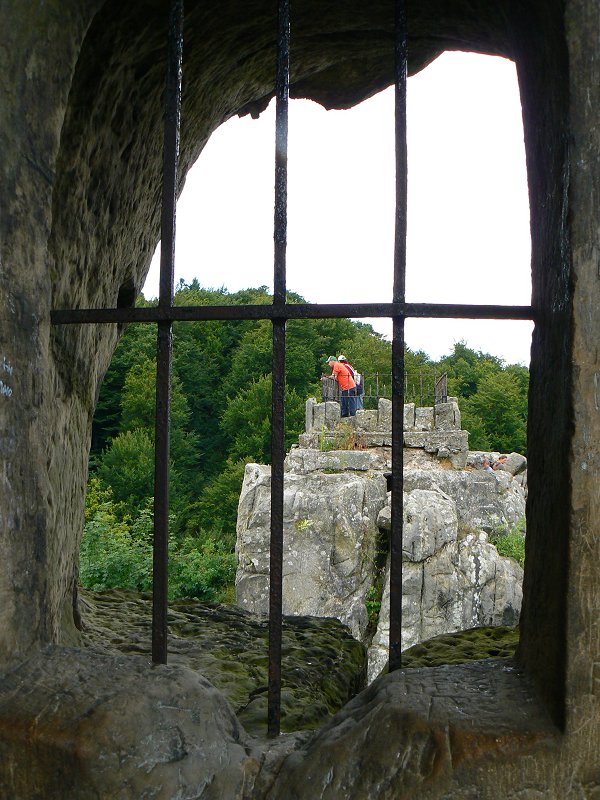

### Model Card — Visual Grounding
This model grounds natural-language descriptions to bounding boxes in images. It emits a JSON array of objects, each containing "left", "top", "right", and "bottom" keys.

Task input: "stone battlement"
[{"left": 300, "top": 396, "right": 469, "bottom": 469}]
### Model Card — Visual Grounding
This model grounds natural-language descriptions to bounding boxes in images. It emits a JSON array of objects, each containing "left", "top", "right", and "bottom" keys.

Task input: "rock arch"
[{"left": 1, "top": 0, "right": 596, "bottom": 796}]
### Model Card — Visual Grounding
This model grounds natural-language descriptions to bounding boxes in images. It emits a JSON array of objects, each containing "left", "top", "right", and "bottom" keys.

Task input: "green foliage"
[
  {"left": 80, "top": 479, "right": 235, "bottom": 601},
  {"left": 91, "top": 317, "right": 156, "bottom": 454},
  {"left": 488, "top": 517, "right": 526, "bottom": 566},
  {"left": 87, "top": 284, "right": 530, "bottom": 602},
  {"left": 319, "top": 422, "right": 367, "bottom": 451},
  {"left": 441, "top": 342, "right": 528, "bottom": 454},
  {"left": 462, "top": 370, "right": 527, "bottom": 453},
  {"left": 169, "top": 535, "right": 236, "bottom": 602},
  {"left": 96, "top": 429, "right": 155, "bottom": 520},
  {"left": 189, "top": 459, "right": 247, "bottom": 542},
  {"left": 221, "top": 374, "right": 305, "bottom": 464},
  {"left": 120, "top": 359, "right": 192, "bottom": 434},
  {"left": 365, "top": 584, "right": 382, "bottom": 627},
  {"left": 318, "top": 426, "right": 338, "bottom": 452},
  {"left": 80, "top": 479, "right": 153, "bottom": 592}
]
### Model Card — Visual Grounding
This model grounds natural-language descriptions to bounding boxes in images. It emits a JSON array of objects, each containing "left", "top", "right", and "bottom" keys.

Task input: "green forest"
[{"left": 81, "top": 281, "right": 529, "bottom": 602}]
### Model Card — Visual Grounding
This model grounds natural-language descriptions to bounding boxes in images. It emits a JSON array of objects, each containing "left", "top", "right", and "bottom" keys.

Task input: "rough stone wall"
[
  {"left": 236, "top": 462, "right": 388, "bottom": 640},
  {"left": 0, "top": 1, "right": 105, "bottom": 665},
  {"left": 562, "top": 0, "right": 600, "bottom": 780},
  {"left": 0, "top": 0, "right": 599, "bottom": 797}
]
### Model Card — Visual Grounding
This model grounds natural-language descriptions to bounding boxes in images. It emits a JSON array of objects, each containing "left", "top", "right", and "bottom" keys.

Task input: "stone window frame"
[{"left": 50, "top": 0, "right": 570, "bottom": 745}]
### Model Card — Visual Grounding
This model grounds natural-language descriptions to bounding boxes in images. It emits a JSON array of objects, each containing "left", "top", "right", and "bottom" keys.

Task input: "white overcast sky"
[{"left": 144, "top": 51, "right": 533, "bottom": 366}]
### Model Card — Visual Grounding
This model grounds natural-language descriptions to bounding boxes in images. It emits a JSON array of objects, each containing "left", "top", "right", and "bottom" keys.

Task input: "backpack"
[{"left": 343, "top": 363, "right": 363, "bottom": 394}]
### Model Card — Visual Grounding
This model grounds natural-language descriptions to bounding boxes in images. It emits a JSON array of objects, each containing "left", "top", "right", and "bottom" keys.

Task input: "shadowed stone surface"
[
  {"left": 258, "top": 660, "right": 559, "bottom": 800},
  {"left": 80, "top": 590, "right": 366, "bottom": 736},
  {"left": 0, "top": 646, "right": 253, "bottom": 800}
]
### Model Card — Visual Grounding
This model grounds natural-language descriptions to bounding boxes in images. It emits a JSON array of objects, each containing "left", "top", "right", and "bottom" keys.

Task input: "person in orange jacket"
[
  {"left": 338, "top": 354, "right": 364, "bottom": 410},
  {"left": 323, "top": 356, "right": 356, "bottom": 417}
]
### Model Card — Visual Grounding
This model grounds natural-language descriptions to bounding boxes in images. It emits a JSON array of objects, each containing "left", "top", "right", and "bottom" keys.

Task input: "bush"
[
  {"left": 95, "top": 428, "right": 155, "bottom": 520},
  {"left": 189, "top": 458, "right": 247, "bottom": 543},
  {"left": 169, "top": 535, "right": 236, "bottom": 602},
  {"left": 80, "top": 502, "right": 153, "bottom": 593},
  {"left": 488, "top": 517, "right": 526, "bottom": 566},
  {"left": 80, "top": 479, "right": 236, "bottom": 601}
]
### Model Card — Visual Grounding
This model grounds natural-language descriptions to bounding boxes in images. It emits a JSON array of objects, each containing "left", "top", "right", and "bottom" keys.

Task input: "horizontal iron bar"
[{"left": 51, "top": 302, "right": 535, "bottom": 325}]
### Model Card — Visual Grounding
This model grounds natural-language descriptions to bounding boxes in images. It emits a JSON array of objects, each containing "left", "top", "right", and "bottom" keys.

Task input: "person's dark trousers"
[{"left": 341, "top": 387, "right": 357, "bottom": 417}]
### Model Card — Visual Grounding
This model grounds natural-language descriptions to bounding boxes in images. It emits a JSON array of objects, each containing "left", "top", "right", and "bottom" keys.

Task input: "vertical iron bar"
[
  {"left": 389, "top": 0, "right": 407, "bottom": 673},
  {"left": 268, "top": 0, "right": 289, "bottom": 737},
  {"left": 152, "top": 0, "right": 183, "bottom": 665}
]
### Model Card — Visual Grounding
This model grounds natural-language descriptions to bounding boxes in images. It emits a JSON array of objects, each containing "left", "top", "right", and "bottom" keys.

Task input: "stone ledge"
[
  {"left": 0, "top": 648, "right": 561, "bottom": 800},
  {"left": 261, "top": 659, "right": 560, "bottom": 799}
]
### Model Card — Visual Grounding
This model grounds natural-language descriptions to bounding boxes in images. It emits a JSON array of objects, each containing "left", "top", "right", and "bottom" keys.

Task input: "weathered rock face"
[
  {"left": 259, "top": 660, "right": 558, "bottom": 800},
  {"left": 370, "top": 488, "right": 523, "bottom": 681},
  {"left": 403, "top": 467, "right": 526, "bottom": 532},
  {"left": 0, "top": 646, "right": 254, "bottom": 800},
  {"left": 236, "top": 407, "right": 525, "bottom": 681},
  {"left": 236, "top": 463, "right": 388, "bottom": 639}
]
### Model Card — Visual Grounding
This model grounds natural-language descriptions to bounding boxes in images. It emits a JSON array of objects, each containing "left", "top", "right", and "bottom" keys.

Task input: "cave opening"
[{"left": 50, "top": 0, "right": 566, "bottom": 740}]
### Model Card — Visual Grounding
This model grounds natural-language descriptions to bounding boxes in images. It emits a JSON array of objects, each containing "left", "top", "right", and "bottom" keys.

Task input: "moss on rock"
[
  {"left": 400, "top": 625, "right": 520, "bottom": 669},
  {"left": 80, "top": 589, "right": 366, "bottom": 735}
]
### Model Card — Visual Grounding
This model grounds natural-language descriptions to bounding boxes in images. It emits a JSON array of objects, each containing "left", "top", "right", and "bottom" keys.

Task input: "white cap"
[{"left": 338, "top": 354, "right": 347, "bottom": 361}]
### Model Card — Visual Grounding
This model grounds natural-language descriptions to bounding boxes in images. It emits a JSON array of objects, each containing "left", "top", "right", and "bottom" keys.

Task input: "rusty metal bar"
[
  {"left": 152, "top": 0, "right": 183, "bottom": 665},
  {"left": 268, "top": 0, "right": 290, "bottom": 738},
  {"left": 269, "top": 318, "right": 286, "bottom": 736},
  {"left": 389, "top": 0, "right": 408, "bottom": 673},
  {"left": 51, "top": 301, "right": 535, "bottom": 325}
]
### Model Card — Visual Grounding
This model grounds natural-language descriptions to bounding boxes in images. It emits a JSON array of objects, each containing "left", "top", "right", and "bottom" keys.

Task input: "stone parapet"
[
  {"left": 402, "top": 430, "right": 469, "bottom": 469},
  {"left": 285, "top": 447, "right": 391, "bottom": 474},
  {"left": 305, "top": 397, "right": 462, "bottom": 435},
  {"left": 302, "top": 396, "right": 467, "bottom": 467}
]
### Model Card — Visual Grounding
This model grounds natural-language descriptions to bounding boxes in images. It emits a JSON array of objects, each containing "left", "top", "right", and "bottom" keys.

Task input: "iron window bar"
[
  {"left": 390, "top": 0, "right": 408, "bottom": 672},
  {"left": 49, "top": 0, "right": 537, "bottom": 736},
  {"left": 51, "top": 302, "right": 535, "bottom": 325},
  {"left": 151, "top": 0, "right": 183, "bottom": 666},
  {"left": 268, "top": 0, "right": 290, "bottom": 737}
]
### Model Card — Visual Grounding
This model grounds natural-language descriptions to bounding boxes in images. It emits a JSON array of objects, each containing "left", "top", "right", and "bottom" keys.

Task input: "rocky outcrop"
[
  {"left": 236, "top": 463, "right": 387, "bottom": 640},
  {"left": 403, "top": 467, "right": 526, "bottom": 532},
  {"left": 0, "top": 646, "right": 254, "bottom": 800},
  {"left": 369, "top": 488, "right": 523, "bottom": 681},
  {"left": 236, "top": 398, "right": 526, "bottom": 680}
]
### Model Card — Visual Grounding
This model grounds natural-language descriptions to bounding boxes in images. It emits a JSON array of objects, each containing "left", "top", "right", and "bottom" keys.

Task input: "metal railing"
[{"left": 322, "top": 371, "right": 449, "bottom": 409}]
